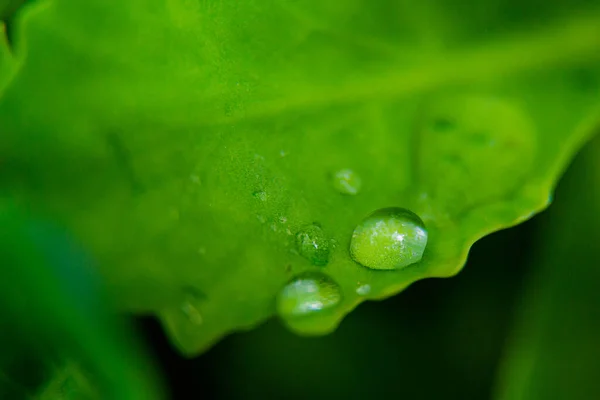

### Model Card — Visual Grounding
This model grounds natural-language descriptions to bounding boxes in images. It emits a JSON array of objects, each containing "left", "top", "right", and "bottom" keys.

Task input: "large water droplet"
[
  {"left": 332, "top": 169, "right": 362, "bottom": 195},
  {"left": 296, "top": 224, "right": 330, "bottom": 266},
  {"left": 276, "top": 272, "right": 342, "bottom": 318},
  {"left": 350, "top": 208, "right": 428, "bottom": 270}
]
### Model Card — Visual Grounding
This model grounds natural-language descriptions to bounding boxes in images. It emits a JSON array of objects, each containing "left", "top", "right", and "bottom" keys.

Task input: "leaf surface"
[{"left": 1, "top": 0, "right": 600, "bottom": 354}]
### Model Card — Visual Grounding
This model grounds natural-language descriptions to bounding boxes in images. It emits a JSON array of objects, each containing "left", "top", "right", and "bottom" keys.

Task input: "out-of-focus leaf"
[
  {"left": 493, "top": 133, "right": 600, "bottom": 400},
  {"left": 0, "top": 20, "right": 15, "bottom": 92},
  {"left": 0, "top": 0, "right": 599, "bottom": 355},
  {"left": 0, "top": 201, "right": 165, "bottom": 399}
]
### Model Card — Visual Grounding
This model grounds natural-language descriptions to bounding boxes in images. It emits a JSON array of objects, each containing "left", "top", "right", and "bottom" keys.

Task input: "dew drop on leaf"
[
  {"left": 332, "top": 168, "right": 362, "bottom": 195},
  {"left": 296, "top": 224, "right": 330, "bottom": 266},
  {"left": 276, "top": 272, "right": 342, "bottom": 319},
  {"left": 356, "top": 283, "right": 371, "bottom": 296},
  {"left": 350, "top": 208, "right": 428, "bottom": 270}
]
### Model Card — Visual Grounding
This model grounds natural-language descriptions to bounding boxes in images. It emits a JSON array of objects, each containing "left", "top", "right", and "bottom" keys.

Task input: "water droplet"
[
  {"left": 279, "top": 216, "right": 288, "bottom": 224},
  {"left": 350, "top": 208, "right": 428, "bottom": 270},
  {"left": 253, "top": 191, "right": 268, "bottom": 202},
  {"left": 279, "top": 150, "right": 288, "bottom": 158},
  {"left": 356, "top": 283, "right": 371, "bottom": 296},
  {"left": 256, "top": 215, "right": 266, "bottom": 224},
  {"left": 332, "top": 169, "right": 362, "bottom": 195},
  {"left": 181, "top": 300, "right": 203, "bottom": 325},
  {"left": 276, "top": 272, "right": 342, "bottom": 318},
  {"left": 296, "top": 224, "right": 330, "bottom": 266}
]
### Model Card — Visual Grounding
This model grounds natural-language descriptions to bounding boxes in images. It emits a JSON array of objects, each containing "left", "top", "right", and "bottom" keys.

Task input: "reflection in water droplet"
[
  {"left": 356, "top": 283, "right": 371, "bottom": 296},
  {"left": 276, "top": 272, "right": 342, "bottom": 318},
  {"left": 332, "top": 169, "right": 362, "bottom": 195},
  {"left": 181, "top": 301, "right": 203, "bottom": 325},
  {"left": 296, "top": 224, "right": 330, "bottom": 266},
  {"left": 350, "top": 207, "right": 428, "bottom": 270}
]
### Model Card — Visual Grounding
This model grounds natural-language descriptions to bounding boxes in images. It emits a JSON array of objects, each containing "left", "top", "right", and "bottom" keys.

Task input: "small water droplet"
[
  {"left": 286, "top": 228, "right": 293, "bottom": 236},
  {"left": 181, "top": 301, "right": 203, "bottom": 325},
  {"left": 332, "top": 168, "right": 362, "bottom": 195},
  {"left": 356, "top": 283, "right": 371, "bottom": 296},
  {"left": 271, "top": 223, "right": 278, "bottom": 232},
  {"left": 276, "top": 272, "right": 342, "bottom": 318},
  {"left": 279, "top": 216, "right": 288, "bottom": 224},
  {"left": 350, "top": 207, "right": 428, "bottom": 270},
  {"left": 296, "top": 224, "right": 330, "bottom": 266},
  {"left": 253, "top": 191, "right": 268, "bottom": 202},
  {"left": 257, "top": 215, "right": 266, "bottom": 224},
  {"left": 279, "top": 150, "right": 288, "bottom": 158}
]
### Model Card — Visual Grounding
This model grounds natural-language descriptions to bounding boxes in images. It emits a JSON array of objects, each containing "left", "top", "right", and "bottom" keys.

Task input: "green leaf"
[
  {"left": 492, "top": 135, "right": 600, "bottom": 400},
  {"left": 1, "top": 0, "right": 599, "bottom": 355}
]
